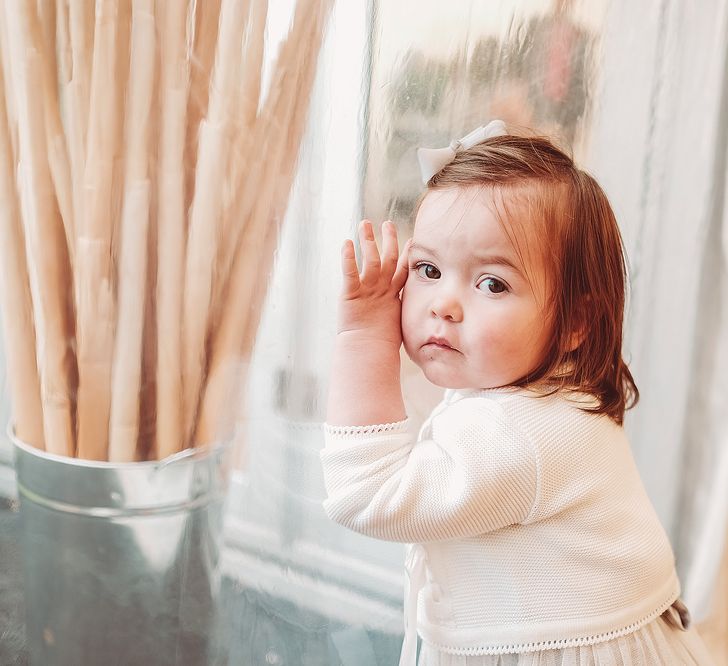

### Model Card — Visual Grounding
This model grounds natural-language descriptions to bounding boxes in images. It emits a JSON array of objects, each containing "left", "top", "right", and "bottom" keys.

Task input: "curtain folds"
[{"left": 590, "top": 0, "right": 728, "bottom": 627}]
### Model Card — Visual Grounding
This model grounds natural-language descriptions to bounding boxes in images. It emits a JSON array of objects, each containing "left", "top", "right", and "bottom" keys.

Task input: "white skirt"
[{"left": 418, "top": 603, "right": 716, "bottom": 666}]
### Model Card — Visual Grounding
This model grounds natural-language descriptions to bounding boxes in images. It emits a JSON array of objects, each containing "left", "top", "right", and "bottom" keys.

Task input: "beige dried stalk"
[
  {"left": 108, "top": 0, "right": 156, "bottom": 462},
  {"left": 0, "top": 57, "right": 45, "bottom": 450},
  {"left": 65, "top": 0, "right": 95, "bottom": 228},
  {"left": 75, "top": 0, "right": 123, "bottom": 460},
  {"left": 37, "top": 1, "right": 57, "bottom": 67},
  {"left": 56, "top": 2, "right": 72, "bottom": 149},
  {"left": 194, "top": 0, "right": 332, "bottom": 447},
  {"left": 0, "top": 6, "right": 18, "bottom": 164},
  {"left": 211, "top": 0, "right": 305, "bottom": 325},
  {"left": 219, "top": 0, "right": 268, "bottom": 246},
  {"left": 194, "top": 1, "right": 312, "bottom": 446},
  {"left": 240, "top": 0, "right": 268, "bottom": 131},
  {"left": 154, "top": 0, "right": 191, "bottom": 460},
  {"left": 5, "top": 2, "right": 75, "bottom": 457},
  {"left": 184, "top": 0, "right": 222, "bottom": 215},
  {"left": 26, "top": 1, "right": 75, "bottom": 268},
  {"left": 181, "top": 0, "right": 251, "bottom": 449}
]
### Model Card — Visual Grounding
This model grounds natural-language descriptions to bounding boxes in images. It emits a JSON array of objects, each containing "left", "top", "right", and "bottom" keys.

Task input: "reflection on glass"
[{"left": 364, "top": 0, "right": 601, "bottom": 228}]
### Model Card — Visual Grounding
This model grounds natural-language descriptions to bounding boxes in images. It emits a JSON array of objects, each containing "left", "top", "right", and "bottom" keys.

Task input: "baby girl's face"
[{"left": 401, "top": 186, "right": 553, "bottom": 389}]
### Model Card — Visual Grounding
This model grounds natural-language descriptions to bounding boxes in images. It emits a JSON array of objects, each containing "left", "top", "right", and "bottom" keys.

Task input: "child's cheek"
[
  {"left": 477, "top": 311, "right": 547, "bottom": 372},
  {"left": 400, "top": 292, "right": 416, "bottom": 345},
  {"left": 473, "top": 309, "right": 528, "bottom": 358},
  {"left": 400, "top": 283, "right": 424, "bottom": 354}
]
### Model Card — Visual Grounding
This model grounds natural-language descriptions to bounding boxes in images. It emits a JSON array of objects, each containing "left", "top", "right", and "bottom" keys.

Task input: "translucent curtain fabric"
[{"left": 589, "top": 0, "right": 728, "bottom": 622}]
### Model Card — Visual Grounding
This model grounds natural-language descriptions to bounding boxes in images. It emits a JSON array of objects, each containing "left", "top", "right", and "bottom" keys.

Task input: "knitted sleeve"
[{"left": 319, "top": 397, "right": 538, "bottom": 543}]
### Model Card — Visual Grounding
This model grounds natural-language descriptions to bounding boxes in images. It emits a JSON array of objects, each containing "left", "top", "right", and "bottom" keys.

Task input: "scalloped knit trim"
[
  {"left": 323, "top": 418, "right": 409, "bottom": 438},
  {"left": 426, "top": 593, "right": 679, "bottom": 656}
]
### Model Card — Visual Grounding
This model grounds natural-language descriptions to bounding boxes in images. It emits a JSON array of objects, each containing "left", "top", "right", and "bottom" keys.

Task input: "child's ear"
[
  {"left": 565, "top": 295, "right": 591, "bottom": 353},
  {"left": 566, "top": 326, "right": 587, "bottom": 353}
]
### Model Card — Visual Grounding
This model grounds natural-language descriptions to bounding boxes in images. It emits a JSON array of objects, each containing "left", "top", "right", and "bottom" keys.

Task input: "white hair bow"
[{"left": 416, "top": 119, "right": 508, "bottom": 184}]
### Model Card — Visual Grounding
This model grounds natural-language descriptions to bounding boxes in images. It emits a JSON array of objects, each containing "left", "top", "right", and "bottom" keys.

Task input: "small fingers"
[
  {"left": 358, "top": 220, "right": 381, "bottom": 284},
  {"left": 380, "top": 220, "right": 399, "bottom": 282},
  {"left": 340, "top": 239, "right": 360, "bottom": 295},
  {"left": 392, "top": 238, "right": 411, "bottom": 293}
]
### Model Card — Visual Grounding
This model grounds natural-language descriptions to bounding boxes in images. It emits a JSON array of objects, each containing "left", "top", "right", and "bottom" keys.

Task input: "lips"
[{"left": 423, "top": 336, "right": 458, "bottom": 352}]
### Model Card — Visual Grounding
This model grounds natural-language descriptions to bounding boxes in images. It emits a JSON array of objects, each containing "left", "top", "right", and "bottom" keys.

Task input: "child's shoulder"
[
  {"left": 429, "top": 388, "right": 627, "bottom": 477},
  {"left": 444, "top": 384, "right": 601, "bottom": 410},
  {"left": 441, "top": 385, "right": 617, "bottom": 439}
]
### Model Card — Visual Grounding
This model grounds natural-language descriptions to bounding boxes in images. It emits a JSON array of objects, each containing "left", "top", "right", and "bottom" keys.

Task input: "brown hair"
[{"left": 416, "top": 133, "right": 638, "bottom": 425}]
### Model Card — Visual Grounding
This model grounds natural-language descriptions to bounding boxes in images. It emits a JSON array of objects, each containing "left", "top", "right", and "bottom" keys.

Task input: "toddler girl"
[{"left": 320, "top": 121, "right": 715, "bottom": 665}]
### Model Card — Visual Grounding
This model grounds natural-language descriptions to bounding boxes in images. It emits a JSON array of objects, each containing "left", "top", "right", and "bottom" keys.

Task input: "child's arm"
[
  {"left": 326, "top": 219, "right": 410, "bottom": 427},
  {"left": 321, "top": 397, "right": 538, "bottom": 542},
  {"left": 322, "top": 226, "right": 538, "bottom": 541}
]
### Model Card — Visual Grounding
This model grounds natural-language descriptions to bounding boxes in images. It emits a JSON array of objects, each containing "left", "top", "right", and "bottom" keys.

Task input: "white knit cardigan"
[{"left": 320, "top": 387, "right": 680, "bottom": 663}]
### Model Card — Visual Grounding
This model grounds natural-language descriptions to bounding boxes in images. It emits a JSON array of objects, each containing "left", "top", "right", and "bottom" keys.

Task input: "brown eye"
[
  {"left": 477, "top": 277, "right": 508, "bottom": 294},
  {"left": 415, "top": 263, "right": 441, "bottom": 279}
]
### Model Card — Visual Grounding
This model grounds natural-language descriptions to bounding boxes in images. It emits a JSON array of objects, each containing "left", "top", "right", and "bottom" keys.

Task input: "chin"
[
  {"left": 418, "top": 362, "right": 508, "bottom": 390},
  {"left": 420, "top": 365, "right": 470, "bottom": 389}
]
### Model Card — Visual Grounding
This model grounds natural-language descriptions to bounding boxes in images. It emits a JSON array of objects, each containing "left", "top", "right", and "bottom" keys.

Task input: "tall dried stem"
[
  {"left": 108, "top": 0, "right": 155, "bottom": 462},
  {"left": 181, "top": 0, "right": 250, "bottom": 449},
  {"left": 66, "top": 0, "right": 95, "bottom": 228},
  {"left": 194, "top": 0, "right": 332, "bottom": 447},
  {"left": 5, "top": 2, "right": 75, "bottom": 457},
  {"left": 184, "top": 0, "right": 222, "bottom": 216},
  {"left": 0, "top": 55, "right": 45, "bottom": 450},
  {"left": 155, "top": 0, "right": 190, "bottom": 459},
  {"left": 75, "top": 0, "right": 123, "bottom": 460}
]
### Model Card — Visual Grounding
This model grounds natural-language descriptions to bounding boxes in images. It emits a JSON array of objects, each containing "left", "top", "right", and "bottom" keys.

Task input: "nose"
[{"left": 430, "top": 287, "right": 463, "bottom": 322}]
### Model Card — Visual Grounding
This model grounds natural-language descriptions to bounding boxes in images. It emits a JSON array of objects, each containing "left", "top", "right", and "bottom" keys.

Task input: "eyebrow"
[{"left": 408, "top": 242, "right": 524, "bottom": 276}]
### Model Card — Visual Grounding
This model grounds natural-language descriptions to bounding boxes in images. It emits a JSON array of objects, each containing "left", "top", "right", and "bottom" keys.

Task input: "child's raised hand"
[{"left": 337, "top": 220, "right": 410, "bottom": 348}]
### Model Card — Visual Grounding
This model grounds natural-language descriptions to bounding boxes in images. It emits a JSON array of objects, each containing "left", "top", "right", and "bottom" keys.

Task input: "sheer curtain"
[
  {"left": 589, "top": 0, "right": 728, "bottom": 627},
  {"left": 229, "top": 0, "right": 728, "bottom": 662}
]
